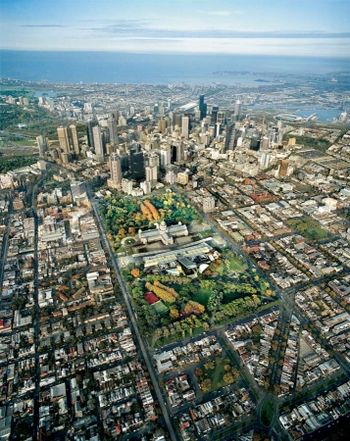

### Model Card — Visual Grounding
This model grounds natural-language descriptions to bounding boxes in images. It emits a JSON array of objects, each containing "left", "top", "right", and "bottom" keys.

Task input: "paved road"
[
  {"left": 269, "top": 306, "right": 293, "bottom": 390},
  {"left": 88, "top": 191, "right": 179, "bottom": 441},
  {"left": 30, "top": 181, "right": 41, "bottom": 440},
  {"left": 0, "top": 198, "right": 12, "bottom": 294}
]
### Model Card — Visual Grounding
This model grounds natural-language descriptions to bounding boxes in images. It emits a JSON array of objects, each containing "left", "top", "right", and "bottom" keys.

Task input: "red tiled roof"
[{"left": 144, "top": 292, "right": 160, "bottom": 305}]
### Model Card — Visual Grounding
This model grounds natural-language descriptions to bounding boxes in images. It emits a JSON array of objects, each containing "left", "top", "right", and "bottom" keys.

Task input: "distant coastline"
[{"left": 1, "top": 50, "right": 350, "bottom": 85}]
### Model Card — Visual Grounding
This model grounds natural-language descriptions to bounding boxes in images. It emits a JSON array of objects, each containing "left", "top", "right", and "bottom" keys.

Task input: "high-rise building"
[
  {"left": 107, "top": 115, "right": 118, "bottom": 145},
  {"left": 107, "top": 153, "right": 122, "bottom": 189},
  {"left": 278, "top": 159, "right": 289, "bottom": 177},
  {"left": 57, "top": 126, "right": 70, "bottom": 154},
  {"left": 36, "top": 135, "right": 48, "bottom": 158},
  {"left": 224, "top": 123, "right": 236, "bottom": 151},
  {"left": 181, "top": 115, "right": 189, "bottom": 139},
  {"left": 129, "top": 147, "right": 145, "bottom": 180},
  {"left": 217, "top": 111, "right": 226, "bottom": 125},
  {"left": 69, "top": 124, "right": 80, "bottom": 155},
  {"left": 211, "top": 106, "right": 219, "bottom": 124},
  {"left": 86, "top": 120, "right": 96, "bottom": 148},
  {"left": 147, "top": 152, "right": 159, "bottom": 168},
  {"left": 215, "top": 122, "right": 221, "bottom": 138},
  {"left": 199, "top": 95, "right": 207, "bottom": 120},
  {"left": 261, "top": 136, "right": 270, "bottom": 150},
  {"left": 57, "top": 125, "right": 80, "bottom": 157},
  {"left": 160, "top": 146, "right": 171, "bottom": 169},
  {"left": 145, "top": 165, "right": 158, "bottom": 185},
  {"left": 176, "top": 142, "right": 185, "bottom": 163},
  {"left": 234, "top": 100, "right": 241, "bottom": 119},
  {"left": 250, "top": 136, "right": 261, "bottom": 151},
  {"left": 158, "top": 117, "right": 166, "bottom": 134},
  {"left": 92, "top": 125, "right": 105, "bottom": 162}
]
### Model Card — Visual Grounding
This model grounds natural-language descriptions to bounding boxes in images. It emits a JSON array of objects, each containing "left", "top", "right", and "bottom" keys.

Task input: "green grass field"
[
  {"left": 192, "top": 289, "right": 211, "bottom": 306},
  {"left": 226, "top": 255, "right": 247, "bottom": 272},
  {"left": 287, "top": 216, "right": 332, "bottom": 241},
  {"left": 214, "top": 252, "right": 247, "bottom": 276},
  {"left": 208, "top": 362, "right": 226, "bottom": 390}
]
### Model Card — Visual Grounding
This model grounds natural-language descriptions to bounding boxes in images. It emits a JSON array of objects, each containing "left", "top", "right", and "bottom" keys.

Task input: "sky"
[{"left": 0, "top": 0, "right": 350, "bottom": 57}]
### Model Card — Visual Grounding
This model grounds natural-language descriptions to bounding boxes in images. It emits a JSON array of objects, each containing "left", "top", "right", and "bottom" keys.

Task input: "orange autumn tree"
[
  {"left": 144, "top": 200, "right": 160, "bottom": 220},
  {"left": 183, "top": 301, "right": 205, "bottom": 316},
  {"left": 131, "top": 268, "right": 141, "bottom": 278},
  {"left": 140, "top": 203, "right": 153, "bottom": 221}
]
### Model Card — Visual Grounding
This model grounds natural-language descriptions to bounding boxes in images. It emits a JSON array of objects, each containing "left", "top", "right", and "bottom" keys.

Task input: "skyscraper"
[
  {"left": 145, "top": 165, "right": 158, "bottom": 185},
  {"left": 86, "top": 120, "right": 96, "bottom": 148},
  {"left": 199, "top": 95, "right": 207, "bottom": 120},
  {"left": 108, "top": 153, "right": 122, "bottom": 188},
  {"left": 107, "top": 115, "right": 118, "bottom": 145},
  {"left": 211, "top": 106, "right": 219, "bottom": 124},
  {"left": 217, "top": 111, "right": 226, "bottom": 125},
  {"left": 129, "top": 147, "right": 145, "bottom": 180},
  {"left": 181, "top": 115, "right": 189, "bottom": 139},
  {"left": 147, "top": 152, "right": 159, "bottom": 168},
  {"left": 158, "top": 117, "right": 166, "bottom": 134},
  {"left": 215, "top": 122, "right": 221, "bottom": 138},
  {"left": 261, "top": 136, "right": 270, "bottom": 150},
  {"left": 278, "top": 159, "right": 289, "bottom": 177},
  {"left": 36, "top": 135, "right": 48, "bottom": 158},
  {"left": 160, "top": 145, "right": 171, "bottom": 169},
  {"left": 69, "top": 124, "right": 80, "bottom": 155},
  {"left": 234, "top": 100, "right": 241, "bottom": 119},
  {"left": 224, "top": 123, "right": 236, "bottom": 151},
  {"left": 57, "top": 125, "right": 80, "bottom": 157},
  {"left": 176, "top": 142, "right": 185, "bottom": 163},
  {"left": 250, "top": 136, "right": 261, "bottom": 151},
  {"left": 92, "top": 125, "right": 105, "bottom": 162},
  {"left": 57, "top": 126, "right": 70, "bottom": 154}
]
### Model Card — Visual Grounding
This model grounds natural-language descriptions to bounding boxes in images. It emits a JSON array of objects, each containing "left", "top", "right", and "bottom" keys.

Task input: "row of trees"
[{"left": 0, "top": 155, "right": 38, "bottom": 173}]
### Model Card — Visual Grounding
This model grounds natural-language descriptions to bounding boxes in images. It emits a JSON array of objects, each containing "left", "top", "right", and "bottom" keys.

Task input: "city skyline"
[{"left": 1, "top": 0, "right": 350, "bottom": 57}]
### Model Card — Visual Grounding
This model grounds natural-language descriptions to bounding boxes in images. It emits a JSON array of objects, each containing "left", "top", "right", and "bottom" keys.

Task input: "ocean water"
[{"left": 1, "top": 50, "right": 350, "bottom": 84}]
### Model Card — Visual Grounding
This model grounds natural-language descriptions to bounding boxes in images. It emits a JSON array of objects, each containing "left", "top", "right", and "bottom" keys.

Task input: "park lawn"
[
  {"left": 225, "top": 254, "right": 247, "bottom": 273},
  {"left": 192, "top": 289, "right": 211, "bottom": 306},
  {"left": 287, "top": 216, "right": 332, "bottom": 241},
  {"left": 196, "top": 358, "right": 238, "bottom": 392},
  {"left": 152, "top": 300, "right": 169, "bottom": 315},
  {"left": 209, "top": 362, "right": 227, "bottom": 390},
  {"left": 210, "top": 253, "right": 247, "bottom": 277},
  {"left": 10, "top": 137, "right": 35, "bottom": 147}
]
